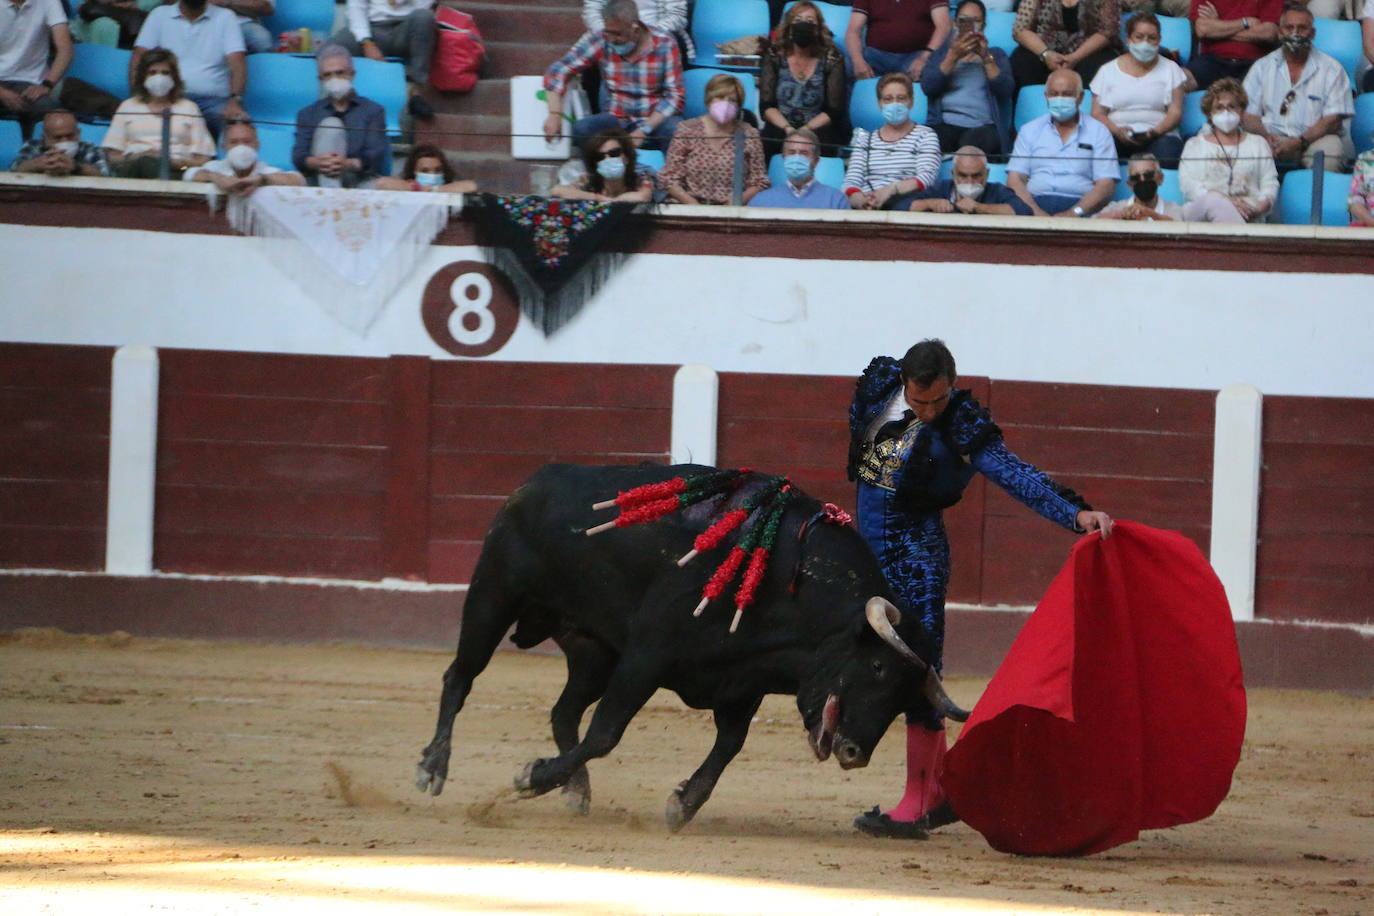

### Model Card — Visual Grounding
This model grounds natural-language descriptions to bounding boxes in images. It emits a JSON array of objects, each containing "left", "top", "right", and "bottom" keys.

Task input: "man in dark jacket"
[{"left": 848, "top": 339, "right": 1112, "bottom": 838}]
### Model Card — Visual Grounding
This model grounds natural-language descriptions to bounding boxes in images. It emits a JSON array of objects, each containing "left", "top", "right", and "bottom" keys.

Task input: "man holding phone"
[{"left": 920, "top": 0, "right": 1014, "bottom": 156}]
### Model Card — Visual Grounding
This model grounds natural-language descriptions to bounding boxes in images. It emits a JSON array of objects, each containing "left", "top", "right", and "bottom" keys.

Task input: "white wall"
[{"left": 3, "top": 224, "right": 1372, "bottom": 398}]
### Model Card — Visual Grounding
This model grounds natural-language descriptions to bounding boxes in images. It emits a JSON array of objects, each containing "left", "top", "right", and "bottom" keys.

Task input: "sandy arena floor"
[{"left": 0, "top": 628, "right": 1370, "bottom": 916}]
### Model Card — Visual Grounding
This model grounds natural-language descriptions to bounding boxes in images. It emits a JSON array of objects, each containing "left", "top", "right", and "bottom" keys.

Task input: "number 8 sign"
[{"left": 421, "top": 261, "right": 520, "bottom": 357}]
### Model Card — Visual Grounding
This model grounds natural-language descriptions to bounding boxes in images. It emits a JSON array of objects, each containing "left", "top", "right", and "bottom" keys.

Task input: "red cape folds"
[{"left": 941, "top": 521, "right": 1247, "bottom": 856}]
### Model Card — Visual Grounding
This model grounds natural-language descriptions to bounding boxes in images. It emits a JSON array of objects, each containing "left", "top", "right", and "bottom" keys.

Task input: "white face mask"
[
  {"left": 1127, "top": 41, "right": 1158, "bottom": 63},
  {"left": 323, "top": 77, "right": 353, "bottom": 100},
  {"left": 53, "top": 140, "right": 79, "bottom": 156},
  {"left": 1211, "top": 110, "right": 1241, "bottom": 134},
  {"left": 225, "top": 143, "right": 258, "bottom": 171},
  {"left": 955, "top": 182, "right": 985, "bottom": 199},
  {"left": 144, "top": 73, "right": 175, "bottom": 98}
]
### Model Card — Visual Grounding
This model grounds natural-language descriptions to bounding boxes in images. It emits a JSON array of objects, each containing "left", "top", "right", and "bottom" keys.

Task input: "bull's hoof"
[
  {"left": 562, "top": 767, "right": 591, "bottom": 815},
  {"left": 665, "top": 783, "right": 694, "bottom": 833},
  {"left": 414, "top": 764, "right": 447, "bottom": 796},
  {"left": 515, "top": 758, "right": 560, "bottom": 799}
]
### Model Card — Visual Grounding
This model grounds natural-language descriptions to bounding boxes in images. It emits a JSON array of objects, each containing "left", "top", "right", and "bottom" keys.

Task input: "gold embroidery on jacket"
[{"left": 856, "top": 420, "right": 923, "bottom": 491}]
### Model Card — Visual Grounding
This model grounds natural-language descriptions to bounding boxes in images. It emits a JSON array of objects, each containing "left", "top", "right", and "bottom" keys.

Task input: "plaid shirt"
[
  {"left": 10, "top": 138, "right": 111, "bottom": 176},
  {"left": 544, "top": 27, "right": 684, "bottom": 125}
]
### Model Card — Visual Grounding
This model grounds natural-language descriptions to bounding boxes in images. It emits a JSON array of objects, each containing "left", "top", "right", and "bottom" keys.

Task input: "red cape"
[{"left": 941, "top": 521, "right": 1247, "bottom": 856}]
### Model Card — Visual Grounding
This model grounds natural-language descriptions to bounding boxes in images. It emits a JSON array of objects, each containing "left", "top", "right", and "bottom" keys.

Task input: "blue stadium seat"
[
  {"left": 683, "top": 67, "right": 761, "bottom": 118},
  {"left": 935, "top": 157, "right": 1008, "bottom": 184},
  {"left": 1353, "top": 92, "right": 1374, "bottom": 156},
  {"left": 1110, "top": 166, "right": 1184, "bottom": 203},
  {"left": 849, "top": 77, "right": 927, "bottom": 132},
  {"left": 351, "top": 56, "right": 407, "bottom": 138},
  {"left": 985, "top": 10, "right": 1017, "bottom": 56},
  {"left": 636, "top": 148, "right": 665, "bottom": 172},
  {"left": 1180, "top": 89, "right": 1207, "bottom": 138},
  {"left": 1013, "top": 85, "right": 1092, "bottom": 130},
  {"left": 690, "top": 0, "right": 771, "bottom": 68},
  {"left": 1158, "top": 15, "right": 1192, "bottom": 63},
  {"left": 263, "top": 0, "right": 337, "bottom": 38},
  {"left": 766, "top": 153, "right": 847, "bottom": 186},
  {"left": 252, "top": 121, "right": 299, "bottom": 171},
  {"left": 65, "top": 43, "right": 133, "bottom": 100},
  {"left": 1312, "top": 18, "right": 1361, "bottom": 86},
  {"left": 0, "top": 119, "right": 23, "bottom": 169},
  {"left": 243, "top": 53, "right": 318, "bottom": 129},
  {"left": 1276, "top": 169, "right": 1355, "bottom": 226}
]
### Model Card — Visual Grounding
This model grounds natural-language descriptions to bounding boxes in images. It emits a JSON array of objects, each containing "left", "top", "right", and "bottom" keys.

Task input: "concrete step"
[
  {"left": 415, "top": 113, "right": 512, "bottom": 154},
  {"left": 455, "top": 1, "right": 585, "bottom": 46},
  {"left": 421, "top": 79, "right": 511, "bottom": 117},
  {"left": 483, "top": 41, "right": 570, "bottom": 80}
]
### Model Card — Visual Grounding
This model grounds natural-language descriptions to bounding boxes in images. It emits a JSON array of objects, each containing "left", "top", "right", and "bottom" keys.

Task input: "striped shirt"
[
  {"left": 842, "top": 125, "right": 941, "bottom": 193},
  {"left": 544, "top": 27, "right": 684, "bottom": 125}
]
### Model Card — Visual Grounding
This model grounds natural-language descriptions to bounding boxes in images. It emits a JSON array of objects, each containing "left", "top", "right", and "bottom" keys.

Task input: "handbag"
[{"left": 430, "top": 7, "right": 485, "bottom": 93}]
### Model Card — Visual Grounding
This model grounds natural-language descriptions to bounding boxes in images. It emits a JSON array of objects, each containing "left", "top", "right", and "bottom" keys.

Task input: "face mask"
[
  {"left": 789, "top": 21, "right": 819, "bottom": 47},
  {"left": 1130, "top": 177, "right": 1158, "bottom": 200},
  {"left": 225, "top": 143, "right": 257, "bottom": 171},
  {"left": 1127, "top": 41, "right": 1158, "bottom": 63},
  {"left": 1280, "top": 34, "right": 1311, "bottom": 54},
  {"left": 144, "top": 73, "right": 174, "bottom": 98},
  {"left": 323, "top": 77, "right": 352, "bottom": 100},
  {"left": 1210, "top": 110, "right": 1241, "bottom": 133},
  {"left": 708, "top": 99, "right": 739, "bottom": 125},
  {"left": 1046, "top": 96, "right": 1078, "bottom": 122},
  {"left": 783, "top": 154, "right": 813, "bottom": 181},
  {"left": 415, "top": 171, "right": 444, "bottom": 188},
  {"left": 955, "top": 182, "right": 985, "bottom": 199},
  {"left": 596, "top": 155, "right": 626, "bottom": 180},
  {"left": 607, "top": 33, "right": 637, "bottom": 56},
  {"left": 53, "top": 140, "right": 79, "bottom": 156},
  {"left": 881, "top": 102, "right": 909, "bottom": 126}
]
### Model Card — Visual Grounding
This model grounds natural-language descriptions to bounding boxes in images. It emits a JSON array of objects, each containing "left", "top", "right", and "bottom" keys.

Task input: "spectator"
[
  {"left": 1188, "top": 0, "right": 1280, "bottom": 90},
  {"left": 1011, "top": 0, "right": 1120, "bottom": 89},
  {"left": 543, "top": 0, "right": 685, "bottom": 151},
  {"left": 842, "top": 73, "right": 942, "bottom": 209},
  {"left": 582, "top": 0, "right": 690, "bottom": 55},
  {"left": 376, "top": 142, "right": 476, "bottom": 193},
  {"left": 76, "top": 0, "right": 151, "bottom": 50},
  {"left": 1241, "top": 6, "right": 1353, "bottom": 172},
  {"left": 1349, "top": 143, "right": 1374, "bottom": 226},
  {"left": 758, "top": 1, "right": 847, "bottom": 159},
  {"left": 905, "top": 144, "right": 1033, "bottom": 214},
  {"left": 551, "top": 129, "right": 656, "bottom": 201},
  {"left": 660, "top": 72, "right": 768, "bottom": 204},
  {"left": 102, "top": 48, "right": 215, "bottom": 178},
  {"left": 1006, "top": 68, "right": 1118, "bottom": 215},
  {"left": 292, "top": 44, "right": 389, "bottom": 189},
  {"left": 1095, "top": 151, "right": 1185, "bottom": 219},
  {"left": 211, "top": 0, "right": 276, "bottom": 55},
  {"left": 132, "top": 0, "right": 246, "bottom": 137},
  {"left": 1362, "top": 0, "right": 1373, "bottom": 93},
  {"left": 184, "top": 119, "right": 305, "bottom": 194},
  {"left": 1121, "top": 0, "right": 1190, "bottom": 18},
  {"left": 333, "top": 0, "right": 435, "bottom": 119},
  {"left": 10, "top": 109, "right": 109, "bottom": 176},
  {"left": 748, "top": 128, "right": 851, "bottom": 209},
  {"left": 921, "top": 0, "right": 1014, "bottom": 156},
  {"left": 1090, "top": 12, "right": 1189, "bottom": 167},
  {"left": 1178, "top": 76, "right": 1278, "bottom": 221},
  {"left": 0, "top": 0, "right": 71, "bottom": 134},
  {"left": 846, "top": 0, "right": 951, "bottom": 81}
]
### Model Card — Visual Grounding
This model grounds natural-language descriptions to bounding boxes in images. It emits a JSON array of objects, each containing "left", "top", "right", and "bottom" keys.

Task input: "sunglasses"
[
  {"left": 593, "top": 148, "right": 624, "bottom": 161},
  {"left": 1279, "top": 89, "right": 1296, "bottom": 117}
]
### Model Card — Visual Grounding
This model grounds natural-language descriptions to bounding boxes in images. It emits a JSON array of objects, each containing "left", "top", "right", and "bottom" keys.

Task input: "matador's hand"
[{"left": 1076, "top": 510, "right": 1113, "bottom": 538}]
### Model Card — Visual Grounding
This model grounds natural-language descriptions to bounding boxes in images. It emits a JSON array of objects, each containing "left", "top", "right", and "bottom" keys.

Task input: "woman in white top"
[
  {"left": 842, "top": 73, "right": 942, "bottom": 210},
  {"left": 1089, "top": 12, "right": 1189, "bottom": 167},
  {"left": 102, "top": 48, "right": 214, "bottom": 180},
  {"left": 1178, "top": 77, "right": 1279, "bottom": 223}
]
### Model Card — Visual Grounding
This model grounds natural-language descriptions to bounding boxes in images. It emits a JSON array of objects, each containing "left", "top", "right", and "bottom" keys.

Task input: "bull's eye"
[{"left": 870, "top": 660, "right": 885, "bottom": 676}]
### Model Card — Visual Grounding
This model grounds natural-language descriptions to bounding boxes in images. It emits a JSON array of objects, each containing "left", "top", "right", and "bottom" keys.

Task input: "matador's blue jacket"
[{"left": 847, "top": 357, "right": 1091, "bottom": 526}]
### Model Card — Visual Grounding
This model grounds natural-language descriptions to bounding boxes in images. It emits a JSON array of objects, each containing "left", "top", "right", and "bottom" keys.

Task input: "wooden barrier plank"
[
  {"left": 1255, "top": 576, "right": 1372, "bottom": 624},
  {"left": 1264, "top": 396, "right": 1374, "bottom": 445},
  {"left": 155, "top": 485, "right": 384, "bottom": 538},
  {"left": 991, "top": 381, "right": 1215, "bottom": 433},
  {"left": 156, "top": 440, "right": 387, "bottom": 490},
  {"left": 428, "top": 540, "right": 484, "bottom": 584},
  {"left": 383, "top": 356, "right": 432, "bottom": 581},
  {"left": 1259, "top": 486, "right": 1374, "bottom": 535},
  {"left": 0, "top": 479, "right": 107, "bottom": 528},
  {"left": 0, "top": 343, "right": 113, "bottom": 390},
  {"left": 158, "top": 349, "right": 387, "bottom": 401},
  {"left": 986, "top": 426, "right": 1213, "bottom": 481},
  {"left": 430, "top": 451, "right": 671, "bottom": 497},
  {"left": 0, "top": 433, "right": 109, "bottom": 482},
  {"left": 430, "top": 404, "right": 671, "bottom": 454},
  {"left": 430, "top": 362, "right": 675, "bottom": 408},
  {"left": 159, "top": 393, "right": 387, "bottom": 447},
  {"left": 0, "top": 388, "right": 110, "bottom": 432},
  {"left": 1262, "top": 442, "right": 1374, "bottom": 490},
  {"left": 154, "top": 531, "right": 383, "bottom": 579},
  {"left": 429, "top": 494, "right": 508, "bottom": 541},
  {"left": 718, "top": 372, "right": 854, "bottom": 420},
  {"left": 0, "top": 527, "right": 105, "bottom": 570}
]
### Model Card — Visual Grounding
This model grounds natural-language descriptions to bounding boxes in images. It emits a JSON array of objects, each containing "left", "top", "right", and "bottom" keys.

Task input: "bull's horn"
[{"left": 864, "top": 597, "right": 970, "bottom": 723}]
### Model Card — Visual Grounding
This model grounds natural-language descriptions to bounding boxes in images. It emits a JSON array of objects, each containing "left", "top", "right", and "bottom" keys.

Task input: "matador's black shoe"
[{"left": 853, "top": 806, "right": 930, "bottom": 839}]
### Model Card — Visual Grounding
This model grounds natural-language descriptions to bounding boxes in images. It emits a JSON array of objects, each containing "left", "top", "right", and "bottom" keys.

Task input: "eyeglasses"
[
  {"left": 1279, "top": 89, "right": 1296, "bottom": 117},
  {"left": 593, "top": 148, "right": 623, "bottom": 161}
]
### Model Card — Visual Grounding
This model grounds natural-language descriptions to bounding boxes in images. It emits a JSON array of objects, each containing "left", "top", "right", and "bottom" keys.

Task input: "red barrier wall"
[
  {"left": 0, "top": 342, "right": 112, "bottom": 571},
  {"left": 1258, "top": 395, "right": 1374, "bottom": 625}
]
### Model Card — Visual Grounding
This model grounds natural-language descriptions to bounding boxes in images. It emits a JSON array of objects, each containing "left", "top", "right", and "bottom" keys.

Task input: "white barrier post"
[
  {"left": 106, "top": 345, "right": 160, "bottom": 575},
  {"left": 1209, "top": 384, "right": 1263, "bottom": 622},
  {"left": 671, "top": 364, "right": 719, "bottom": 466}
]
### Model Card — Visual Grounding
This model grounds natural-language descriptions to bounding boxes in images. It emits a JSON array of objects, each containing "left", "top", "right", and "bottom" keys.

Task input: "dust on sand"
[{"left": 0, "top": 629, "right": 1369, "bottom": 915}]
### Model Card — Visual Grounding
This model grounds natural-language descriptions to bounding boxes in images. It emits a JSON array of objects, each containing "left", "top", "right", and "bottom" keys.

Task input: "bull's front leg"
[
  {"left": 665, "top": 695, "right": 762, "bottom": 832},
  {"left": 515, "top": 657, "right": 661, "bottom": 799}
]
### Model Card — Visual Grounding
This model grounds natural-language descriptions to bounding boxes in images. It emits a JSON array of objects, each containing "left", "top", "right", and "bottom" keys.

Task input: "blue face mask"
[
  {"left": 1046, "top": 96, "right": 1079, "bottom": 122},
  {"left": 415, "top": 171, "right": 444, "bottom": 188},
  {"left": 783, "top": 154, "right": 813, "bottom": 182},
  {"left": 596, "top": 155, "right": 626, "bottom": 180},
  {"left": 880, "top": 102, "right": 910, "bottom": 126},
  {"left": 607, "top": 34, "right": 636, "bottom": 56}
]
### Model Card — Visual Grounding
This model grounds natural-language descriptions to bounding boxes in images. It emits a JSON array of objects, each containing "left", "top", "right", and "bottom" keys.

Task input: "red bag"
[{"left": 431, "top": 7, "right": 484, "bottom": 93}]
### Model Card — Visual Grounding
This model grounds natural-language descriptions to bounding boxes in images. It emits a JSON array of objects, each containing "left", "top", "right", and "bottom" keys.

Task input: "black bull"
[{"left": 415, "top": 463, "right": 967, "bottom": 831}]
